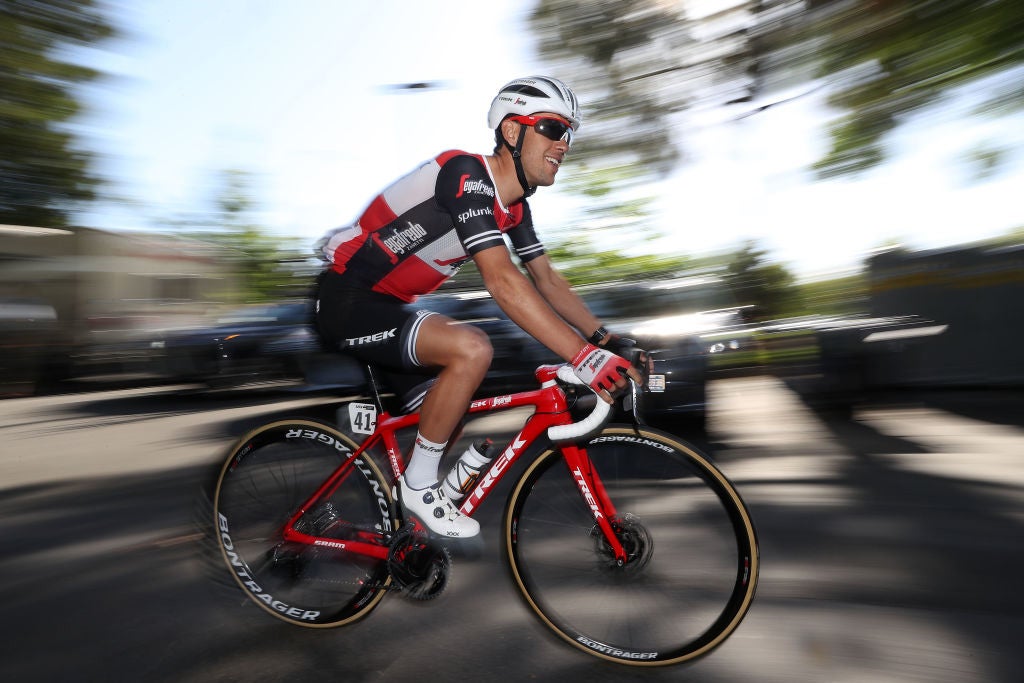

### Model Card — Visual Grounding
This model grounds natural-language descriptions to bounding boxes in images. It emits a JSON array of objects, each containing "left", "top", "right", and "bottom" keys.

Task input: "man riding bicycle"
[{"left": 315, "top": 76, "right": 642, "bottom": 539}]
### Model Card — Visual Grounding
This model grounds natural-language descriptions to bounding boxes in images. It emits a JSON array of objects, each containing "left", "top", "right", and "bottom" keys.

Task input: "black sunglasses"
[{"left": 508, "top": 115, "right": 574, "bottom": 145}]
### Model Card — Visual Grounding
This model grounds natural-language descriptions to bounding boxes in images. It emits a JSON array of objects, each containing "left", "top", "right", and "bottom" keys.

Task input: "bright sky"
[{"left": 76, "top": 0, "right": 1023, "bottom": 280}]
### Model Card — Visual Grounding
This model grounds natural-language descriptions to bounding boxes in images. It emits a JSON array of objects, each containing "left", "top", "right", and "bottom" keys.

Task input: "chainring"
[{"left": 387, "top": 525, "right": 451, "bottom": 600}]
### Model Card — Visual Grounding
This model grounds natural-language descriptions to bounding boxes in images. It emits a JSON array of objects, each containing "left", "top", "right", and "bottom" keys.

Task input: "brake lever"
[{"left": 620, "top": 346, "right": 648, "bottom": 427}]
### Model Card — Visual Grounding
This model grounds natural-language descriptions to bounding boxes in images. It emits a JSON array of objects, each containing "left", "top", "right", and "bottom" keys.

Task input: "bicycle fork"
[{"left": 561, "top": 444, "right": 629, "bottom": 564}]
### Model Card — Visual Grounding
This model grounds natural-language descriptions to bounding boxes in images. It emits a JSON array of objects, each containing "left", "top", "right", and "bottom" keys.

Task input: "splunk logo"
[
  {"left": 455, "top": 173, "right": 494, "bottom": 198},
  {"left": 456, "top": 206, "right": 492, "bottom": 224}
]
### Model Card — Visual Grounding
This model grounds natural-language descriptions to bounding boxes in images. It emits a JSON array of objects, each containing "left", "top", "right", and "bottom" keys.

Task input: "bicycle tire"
[
  {"left": 504, "top": 425, "right": 758, "bottom": 666},
  {"left": 213, "top": 419, "right": 396, "bottom": 627}
]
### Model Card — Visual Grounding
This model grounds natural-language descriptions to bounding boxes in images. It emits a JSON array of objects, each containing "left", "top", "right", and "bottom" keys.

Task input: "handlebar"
[{"left": 546, "top": 365, "right": 614, "bottom": 441}]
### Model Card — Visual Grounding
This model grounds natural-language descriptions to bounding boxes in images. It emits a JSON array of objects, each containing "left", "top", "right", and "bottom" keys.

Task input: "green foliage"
[
  {"left": 437, "top": 239, "right": 696, "bottom": 295},
  {"left": 0, "top": 0, "right": 114, "bottom": 227},
  {"left": 530, "top": 0, "right": 1024, "bottom": 183},
  {"left": 529, "top": 0, "right": 689, "bottom": 183},
  {"left": 799, "top": 0, "right": 1024, "bottom": 178},
  {"left": 184, "top": 170, "right": 312, "bottom": 302},
  {"left": 722, "top": 241, "right": 804, "bottom": 321},
  {"left": 545, "top": 241, "right": 695, "bottom": 285},
  {"left": 797, "top": 273, "right": 869, "bottom": 317}
]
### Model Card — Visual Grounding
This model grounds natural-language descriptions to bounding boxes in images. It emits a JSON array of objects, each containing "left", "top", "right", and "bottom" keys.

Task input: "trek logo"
[
  {"left": 572, "top": 466, "right": 604, "bottom": 520},
  {"left": 455, "top": 173, "right": 494, "bottom": 198},
  {"left": 345, "top": 328, "right": 397, "bottom": 346},
  {"left": 462, "top": 435, "right": 526, "bottom": 514},
  {"left": 457, "top": 207, "right": 493, "bottom": 224}
]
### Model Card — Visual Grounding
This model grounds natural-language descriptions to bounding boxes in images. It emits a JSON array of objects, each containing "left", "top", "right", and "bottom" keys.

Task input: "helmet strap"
[{"left": 505, "top": 125, "right": 535, "bottom": 199}]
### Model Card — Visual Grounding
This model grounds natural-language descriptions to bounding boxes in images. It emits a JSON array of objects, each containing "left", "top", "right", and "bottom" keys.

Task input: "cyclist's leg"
[
  {"left": 409, "top": 313, "right": 492, "bottom": 454},
  {"left": 317, "top": 281, "right": 486, "bottom": 536},
  {"left": 393, "top": 314, "right": 490, "bottom": 537}
]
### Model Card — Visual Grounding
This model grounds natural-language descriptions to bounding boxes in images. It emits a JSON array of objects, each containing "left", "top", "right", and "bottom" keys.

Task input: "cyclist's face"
[{"left": 518, "top": 112, "right": 570, "bottom": 188}]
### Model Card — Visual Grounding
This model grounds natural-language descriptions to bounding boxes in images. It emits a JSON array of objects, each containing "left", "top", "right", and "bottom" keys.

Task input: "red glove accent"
[{"left": 571, "top": 343, "right": 632, "bottom": 394}]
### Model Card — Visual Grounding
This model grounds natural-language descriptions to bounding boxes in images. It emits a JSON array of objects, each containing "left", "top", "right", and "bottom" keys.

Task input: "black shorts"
[{"left": 315, "top": 269, "right": 437, "bottom": 411}]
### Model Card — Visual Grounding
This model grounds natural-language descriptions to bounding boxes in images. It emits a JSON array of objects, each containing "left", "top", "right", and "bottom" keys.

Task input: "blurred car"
[
  {"left": 760, "top": 313, "right": 950, "bottom": 409},
  {"left": 414, "top": 276, "right": 749, "bottom": 433},
  {"left": 0, "top": 297, "right": 66, "bottom": 395},
  {"left": 158, "top": 300, "right": 361, "bottom": 390},
  {"left": 158, "top": 276, "right": 746, "bottom": 434}
]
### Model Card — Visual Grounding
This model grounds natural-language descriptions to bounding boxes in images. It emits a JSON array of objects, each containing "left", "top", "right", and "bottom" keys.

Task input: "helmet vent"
[{"left": 503, "top": 84, "right": 550, "bottom": 99}]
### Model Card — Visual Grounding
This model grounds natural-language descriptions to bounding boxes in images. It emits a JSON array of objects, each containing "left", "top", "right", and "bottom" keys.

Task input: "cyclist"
[{"left": 315, "top": 76, "right": 642, "bottom": 539}]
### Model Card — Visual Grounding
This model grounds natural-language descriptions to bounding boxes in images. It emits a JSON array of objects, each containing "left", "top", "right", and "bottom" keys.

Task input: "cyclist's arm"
[
  {"left": 472, "top": 245, "right": 588, "bottom": 362},
  {"left": 522, "top": 253, "right": 606, "bottom": 343}
]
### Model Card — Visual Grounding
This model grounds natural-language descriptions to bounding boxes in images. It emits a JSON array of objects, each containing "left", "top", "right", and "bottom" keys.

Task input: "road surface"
[{"left": 1, "top": 377, "right": 1021, "bottom": 682}]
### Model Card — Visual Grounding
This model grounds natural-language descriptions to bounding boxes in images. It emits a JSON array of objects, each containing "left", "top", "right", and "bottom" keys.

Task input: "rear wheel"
[
  {"left": 504, "top": 426, "right": 758, "bottom": 666},
  {"left": 213, "top": 419, "right": 396, "bottom": 627}
]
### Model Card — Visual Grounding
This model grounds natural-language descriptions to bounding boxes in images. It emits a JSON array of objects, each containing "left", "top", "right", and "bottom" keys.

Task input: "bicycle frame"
[{"left": 279, "top": 364, "right": 630, "bottom": 563}]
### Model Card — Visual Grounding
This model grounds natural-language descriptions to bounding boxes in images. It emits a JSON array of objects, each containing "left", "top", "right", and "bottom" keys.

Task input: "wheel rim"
[{"left": 506, "top": 428, "right": 758, "bottom": 665}]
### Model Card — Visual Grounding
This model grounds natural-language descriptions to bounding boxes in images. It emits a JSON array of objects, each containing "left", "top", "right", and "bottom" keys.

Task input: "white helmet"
[{"left": 487, "top": 76, "right": 582, "bottom": 131}]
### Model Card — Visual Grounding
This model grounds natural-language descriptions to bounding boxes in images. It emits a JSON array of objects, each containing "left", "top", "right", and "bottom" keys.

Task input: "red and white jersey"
[{"left": 320, "top": 150, "right": 546, "bottom": 302}]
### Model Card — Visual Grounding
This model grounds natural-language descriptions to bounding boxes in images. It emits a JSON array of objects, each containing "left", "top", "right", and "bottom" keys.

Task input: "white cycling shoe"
[{"left": 398, "top": 475, "right": 480, "bottom": 539}]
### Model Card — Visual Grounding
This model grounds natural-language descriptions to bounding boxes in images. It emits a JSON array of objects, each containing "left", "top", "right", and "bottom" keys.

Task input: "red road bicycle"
[{"left": 212, "top": 360, "right": 759, "bottom": 666}]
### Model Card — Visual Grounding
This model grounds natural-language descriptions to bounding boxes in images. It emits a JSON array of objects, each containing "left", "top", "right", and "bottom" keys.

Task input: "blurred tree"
[
  {"left": 528, "top": 1, "right": 705, "bottom": 250},
  {"left": 984, "top": 225, "right": 1024, "bottom": 249},
  {"left": 530, "top": 0, "right": 1023, "bottom": 184},
  {"left": 438, "top": 238, "right": 696, "bottom": 295},
  {"left": 530, "top": 0, "right": 692, "bottom": 182},
  {"left": 755, "top": 0, "right": 1024, "bottom": 178},
  {"left": 187, "top": 170, "right": 311, "bottom": 302},
  {"left": 0, "top": 0, "right": 114, "bottom": 227},
  {"left": 798, "top": 272, "right": 869, "bottom": 317},
  {"left": 723, "top": 240, "right": 802, "bottom": 320}
]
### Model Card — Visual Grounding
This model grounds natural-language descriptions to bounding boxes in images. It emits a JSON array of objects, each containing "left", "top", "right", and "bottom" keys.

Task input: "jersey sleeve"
[
  {"left": 435, "top": 154, "right": 546, "bottom": 263},
  {"left": 435, "top": 155, "right": 508, "bottom": 256},
  {"left": 505, "top": 201, "right": 546, "bottom": 264}
]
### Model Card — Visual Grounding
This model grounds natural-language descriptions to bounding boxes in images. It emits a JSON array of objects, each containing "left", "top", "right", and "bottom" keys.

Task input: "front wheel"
[
  {"left": 504, "top": 426, "right": 759, "bottom": 666},
  {"left": 213, "top": 419, "right": 397, "bottom": 627}
]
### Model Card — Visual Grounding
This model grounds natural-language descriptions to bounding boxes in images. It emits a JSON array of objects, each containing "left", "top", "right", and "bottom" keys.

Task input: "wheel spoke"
[
  {"left": 506, "top": 427, "right": 758, "bottom": 665},
  {"left": 213, "top": 420, "right": 395, "bottom": 627}
]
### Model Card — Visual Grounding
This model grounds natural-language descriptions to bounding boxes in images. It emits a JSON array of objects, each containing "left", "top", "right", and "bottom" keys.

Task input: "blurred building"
[
  {"left": 0, "top": 224, "right": 237, "bottom": 392},
  {"left": 867, "top": 243, "right": 1024, "bottom": 387}
]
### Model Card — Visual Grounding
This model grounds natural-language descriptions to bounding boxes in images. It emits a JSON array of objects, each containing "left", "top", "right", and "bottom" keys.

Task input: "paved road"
[{"left": 0, "top": 377, "right": 1022, "bottom": 682}]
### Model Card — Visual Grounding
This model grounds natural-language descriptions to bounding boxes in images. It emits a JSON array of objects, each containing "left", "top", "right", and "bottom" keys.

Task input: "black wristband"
[{"left": 587, "top": 326, "right": 608, "bottom": 345}]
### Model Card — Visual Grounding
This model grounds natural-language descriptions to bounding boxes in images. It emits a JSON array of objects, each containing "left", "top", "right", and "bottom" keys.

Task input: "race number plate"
[{"left": 347, "top": 402, "right": 378, "bottom": 435}]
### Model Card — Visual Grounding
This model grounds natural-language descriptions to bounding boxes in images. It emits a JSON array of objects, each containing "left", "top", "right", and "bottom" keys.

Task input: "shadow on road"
[{"left": 767, "top": 385, "right": 1024, "bottom": 682}]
